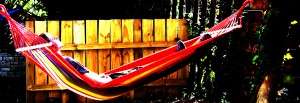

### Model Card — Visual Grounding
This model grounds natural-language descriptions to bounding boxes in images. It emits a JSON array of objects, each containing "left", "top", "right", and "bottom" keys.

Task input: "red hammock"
[{"left": 0, "top": 0, "right": 252, "bottom": 101}]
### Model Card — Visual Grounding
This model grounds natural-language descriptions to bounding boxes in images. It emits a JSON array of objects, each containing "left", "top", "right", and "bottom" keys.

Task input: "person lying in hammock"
[
  {"left": 38, "top": 32, "right": 141, "bottom": 83},
  {"left": 39, "top": 32, "right": 186, "bottom": 84}
]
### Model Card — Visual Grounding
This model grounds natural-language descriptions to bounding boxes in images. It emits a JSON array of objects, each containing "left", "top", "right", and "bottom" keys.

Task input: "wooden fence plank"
[
  {"left": 122, "top": 19, "right": 135, "bottom": 65},
  {"left": 133, "top": 19, "right": 143, "bottom": 99},
  {"left": 34, "top": 21, "right": 48, "bottom": 102},
  {"left": 98, "top": 20, "right": 111, "bottom": 73},
  {"left": 142, "top": 19, "right": 154, "bottom": 57},
  {"left": 47, "top": 20, "right": 61, "bottom": 102},
  {"left": 60, "top": 21, "right": 73, "bottom": 57},
  {"left": 122, "top": 19, "right": 135, "bottom": 101},
  {"left": 47, "top": 20, "right": 60, "bottom": 84},
  {"left": 60, "top": 20, "right": 74, "bottom": 103},
  {"left": 86, "top": 20, "right": 99, "bottom": 73},
  {"left": 178, "top": 19, "right": 188, "bottom": 41},
  {"left": 133, "top": 19, "right": 142, "bottom": 43},
  {"left": 34, "top": 21, "right": 48, "bottom": 85},
  {"left": 141, "top": 19, "right": 154, "bottom": 100},
  {"left": 25, "top": 21, "right": 35, "bottom": 103},
  {"left": 110, "top": 19, "right": 123, "bottom": 101},
  {"left": 177, "top": 19, "right": 189, "bottom": 79},
  {"left": 85, "top": 20, "right": 100, "bottom": 103},
  {"left": 167, "top": 19, "right": 179, "bottom": 79},
  {"left": 153, "top": 19, "right": 166, "bottom": 96},
  {"left": 111, "top": 19, "right": 122, "bottom": 70},
  {"left": 154, "top": 19, "right": 166, "bottom": 42},
  {"left": 73, "top": 20, "right": 87, "bottom": 102},
  {"left": 133, "top": 19, "right": 143, "bottom": 63}
]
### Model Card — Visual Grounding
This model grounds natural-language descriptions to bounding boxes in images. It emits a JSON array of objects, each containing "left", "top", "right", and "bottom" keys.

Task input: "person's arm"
[
  {"left": 64, "top": 56, "right": 89, "bottom": 74},
  {"left": 64, "top": 56, "right": 112, "bottom": 84}
]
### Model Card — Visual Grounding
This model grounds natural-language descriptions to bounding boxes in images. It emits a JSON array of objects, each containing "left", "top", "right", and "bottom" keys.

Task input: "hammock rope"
[{"left": 0, "top": 0, "right": 252, "bottom": 101}]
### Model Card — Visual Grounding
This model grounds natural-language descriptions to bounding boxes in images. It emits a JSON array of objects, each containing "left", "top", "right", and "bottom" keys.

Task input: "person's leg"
[
  {"left": 109, "top": 66, "right": 144, "bottom": 79},
  {"left": 109, "top": 73, "right": 126, "bottom": 79},
  {"left": 83, "top": 72, "right": 112, "bottom": 84}
]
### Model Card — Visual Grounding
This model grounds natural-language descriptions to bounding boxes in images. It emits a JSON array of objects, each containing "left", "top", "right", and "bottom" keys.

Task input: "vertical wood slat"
[
  {"left": 98, "top": 20, "right": 111, "bottom": 73},
  {"left": 133, "top": 19, "right": 143, "bottom": 60},
  {"left": 34, "top": 21, "right": 48, "bottom": 85},
  {"left": 73, "top": 20, "right": 87, "bottom": 102},
  {"left": 47, "top": 21, "right": 60, "bottom": 84},
  {"left": 177, "top": 19, "right": 189, "bottom": 79},
  {"left": 25, "top": 21, "right": 35, "bottom": 103},
  {"left": 110, "top": 19, "right": 123, "bottom": 102},
  {"left": 122, "top": 19, "right": 135, "bottom": 101},
  {"left": 122, "top": 20, "right": 134, "bottom": 65},
  {"left": 60, "top": 21, "right": 74, "bottom": 58},
  {"left": 34, "top": 21, "right": 48, "bottom": 102},
  {"left": 132, "top": 19, "right": 143, "bottom": 99},
  {"left": 166, "top": 19, "right": 181, "bottom": 96},
  {"left": 153, "top": 19, "right": 167, "bottom": 98},
  {"left": 142, "top": 19, "right": 154, "bottom": 57},
  {"left": 111, "top": 20, "right": 122, "bottom": 70},
  {"left": 47, "top": 20, "right": 61, "bottom": 102},
  {"left": 60, "top": 20, "right": 74, "bottom": 103},
  {"left": 85, "top": 20, "right": 99, "bottom": 103},
  {"left": 141, "top": 19, "right": 155, "bottom": 100},
  {"left": 86, "top": 20, "right": 99, "bottom": 73},
  {"left": 166, "top": 19, "right": 179, "bottom": 79}
]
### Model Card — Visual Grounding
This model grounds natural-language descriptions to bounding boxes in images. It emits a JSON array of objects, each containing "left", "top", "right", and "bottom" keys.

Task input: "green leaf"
[
  {"left": 283, "top": 75, "right": 294, "bottom": 85},
  {"left": 252, "top": 55, "right": 259, "bottom": 65},
  {"left": 291, "top": 20, "right": 298, "bottom": 25},
  {"left": 283, "top": 53, "right": 293, "bottom": 61}
]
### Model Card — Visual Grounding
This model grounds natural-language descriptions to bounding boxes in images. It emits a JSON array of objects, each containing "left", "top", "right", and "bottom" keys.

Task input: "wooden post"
[{"left": 25, "top": 21, "right": 35, "bottom": 103}]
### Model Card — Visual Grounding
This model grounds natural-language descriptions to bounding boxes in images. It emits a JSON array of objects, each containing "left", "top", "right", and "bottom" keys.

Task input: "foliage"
[
  {"left": 4, "top": 0, "right": 47, "bottom": 20},
  {"left": 0, "top": 0, "right": 47, "bottom": 52},
  {"left": 253, "top": 0, "right": 300, "bottom": 100}
]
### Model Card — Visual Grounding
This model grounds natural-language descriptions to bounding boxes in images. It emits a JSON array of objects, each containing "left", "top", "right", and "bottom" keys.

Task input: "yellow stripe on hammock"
[{"left": 30, "top": 49, "right": 115, "bottom": 100}]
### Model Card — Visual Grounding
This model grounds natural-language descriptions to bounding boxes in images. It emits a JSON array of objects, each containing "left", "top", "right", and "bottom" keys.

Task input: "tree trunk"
[
  {"left": 185, "top": 0, "right": 193, "bottom": 14},
  {"left": 255, "top": 0, "right": 295, "bottom": 102},
  {"left": 199, "top": 0, "right": 207, "bottom": 32},
  {"left": 192, "top": 0, "right": 199, "bottom": 26},
  {"left": 172, "top": 0, "right": 177, "bottom": 18},
  {"left": 256, "top": 74, "right": 275, "bottom": 103},
  {"left": 208, "top": 0, "right": 216, "bottom": 27},
  {"left": 211, "top": 0, "right": 233, "bottom": 102},
  {"left": 179, "top": 0, "right": 184, "bottom": 18}
]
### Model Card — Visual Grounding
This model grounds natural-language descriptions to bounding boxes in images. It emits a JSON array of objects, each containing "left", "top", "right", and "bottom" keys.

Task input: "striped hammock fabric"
[{"left": 0, "top": 0, "right": 252, "bottom": 101}]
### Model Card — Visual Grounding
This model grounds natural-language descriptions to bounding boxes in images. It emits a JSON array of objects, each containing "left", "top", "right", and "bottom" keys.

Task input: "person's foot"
[
  {"left": 199, "top": 34, "right": 212, "bottom": 43},
  {"left": 177, "top": 40, "right": 186, "bottom": 51}
]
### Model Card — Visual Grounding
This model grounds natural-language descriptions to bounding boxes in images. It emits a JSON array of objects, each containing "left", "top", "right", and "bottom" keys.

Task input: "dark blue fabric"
[
  {"left": 177, "top": 40, "right": 186, "bottom": 51},
  {"left": 64, "top": 56, "right": 89, "bottom": 74}
]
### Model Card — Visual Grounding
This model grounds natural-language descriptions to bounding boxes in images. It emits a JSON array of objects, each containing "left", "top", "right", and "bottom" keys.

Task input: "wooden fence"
[{"left": 25, "top": 19, "right": 189, "bottom": 102}]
